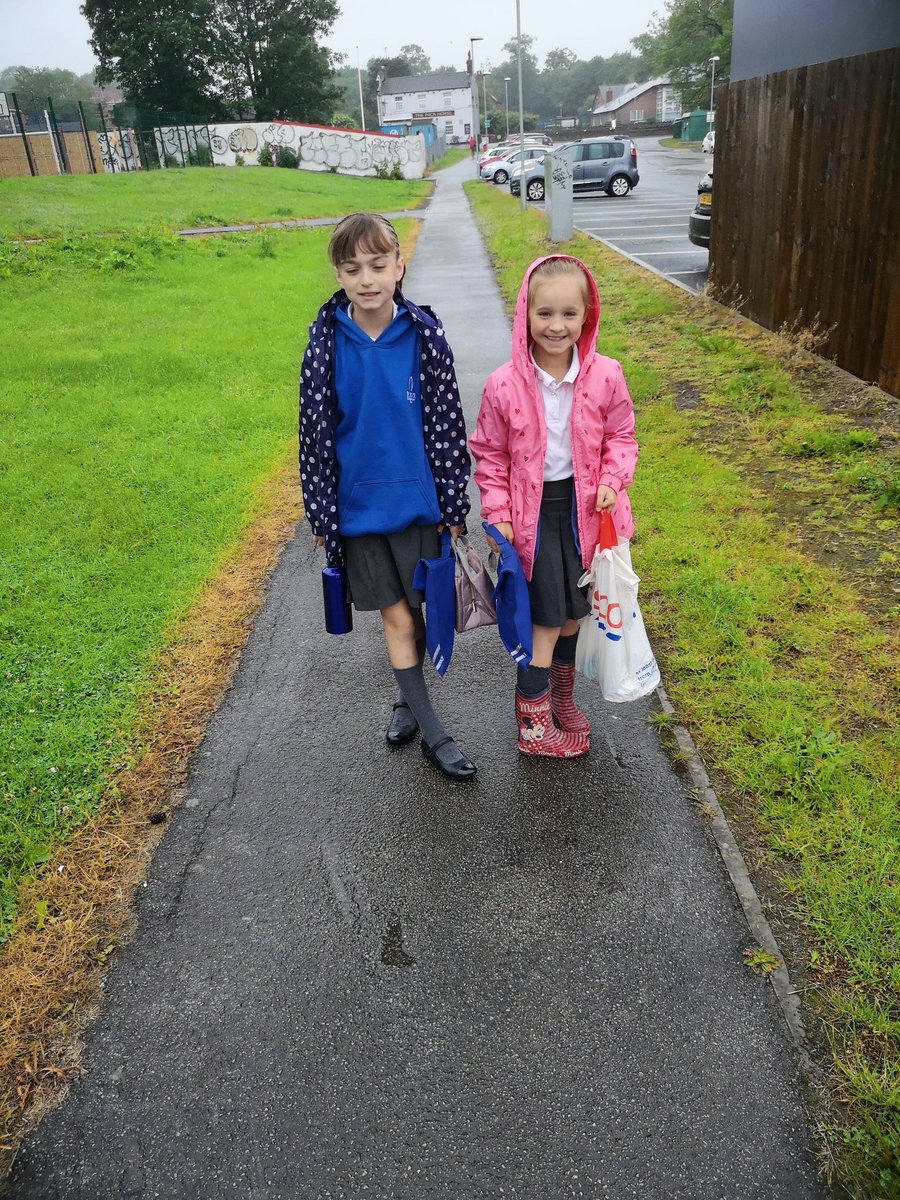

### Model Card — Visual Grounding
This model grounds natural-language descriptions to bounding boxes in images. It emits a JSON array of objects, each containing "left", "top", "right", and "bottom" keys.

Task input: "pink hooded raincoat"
[{"left": 470, "top": 255, "right": 638, "bottom": 581}]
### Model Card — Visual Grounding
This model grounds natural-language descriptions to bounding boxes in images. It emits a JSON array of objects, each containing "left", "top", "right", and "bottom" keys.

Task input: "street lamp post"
[
  {"left": 356, "top": 46, "right": 366, "bottom": 130},
  {"left": 504, "top": 77, "right": 511, "bottom": 139},
  {"left": 708, "top": 55, "right": 720, "bottom": 117},
  {"left": 515, "top": 0, "right": 525, "bottom": 210},
  {"left": 375, "top": 65, "right": 385, "bottom": 127},
  {"left": 482, "top": 65, "right": 491, "bottom": 144},
  {"left": 470, "top": 36, "right": 482, "bottom": 145}
]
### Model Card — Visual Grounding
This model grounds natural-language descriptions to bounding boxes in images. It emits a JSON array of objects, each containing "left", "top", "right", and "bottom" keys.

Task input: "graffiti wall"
[
  {"left": 97, "top": 128, "right": 140, "bottom": 172},
  {"left": 170, "top": 120, "right": 427, "bottom": 179}
]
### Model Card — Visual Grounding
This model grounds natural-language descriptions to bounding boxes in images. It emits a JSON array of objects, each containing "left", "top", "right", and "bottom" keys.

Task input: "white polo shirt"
[{"left": 531, "top": 347, "right": 580, "bottom": 480}]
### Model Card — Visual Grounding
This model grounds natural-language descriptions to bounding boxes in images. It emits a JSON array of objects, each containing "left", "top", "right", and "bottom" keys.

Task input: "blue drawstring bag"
[
  {"left": 412, "top": 529, "right": 456, "bottom": 676},
  {"left": 483, "top": 522, "right": 533, "bottom": 666}
]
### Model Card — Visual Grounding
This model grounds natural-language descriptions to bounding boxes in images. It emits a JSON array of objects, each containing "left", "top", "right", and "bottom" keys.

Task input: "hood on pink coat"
[{"left": 511, "top": 255, "right": 601, "bottom": 379}]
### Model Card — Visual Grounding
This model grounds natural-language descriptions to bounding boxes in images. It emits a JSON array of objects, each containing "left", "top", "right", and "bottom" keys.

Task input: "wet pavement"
[{"left": 4, "top": 159, "right": 824, "bottom": 1199}]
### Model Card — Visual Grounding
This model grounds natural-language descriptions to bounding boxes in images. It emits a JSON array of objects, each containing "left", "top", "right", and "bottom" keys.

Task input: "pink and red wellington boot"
[
  {"left": 549, "top": 661, "right": 591, "bottom": 736},
  {"left": 515, "top": 689, "right": 589, "bottom": 758}
]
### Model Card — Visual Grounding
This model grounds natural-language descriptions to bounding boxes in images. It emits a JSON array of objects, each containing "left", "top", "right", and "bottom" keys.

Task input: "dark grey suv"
[{"left": 510, "top": 136, "right": 640, "bottom": 201}]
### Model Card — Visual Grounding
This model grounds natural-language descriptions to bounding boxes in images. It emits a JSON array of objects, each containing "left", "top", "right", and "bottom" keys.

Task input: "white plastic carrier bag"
[{"left": 576, "top": 510, "right": 661, "bottom": 703}]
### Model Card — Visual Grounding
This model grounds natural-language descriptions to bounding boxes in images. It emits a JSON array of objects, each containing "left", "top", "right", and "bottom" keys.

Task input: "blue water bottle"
[{"left": 322, "top": 566, "right": 353, "bottom": 635}]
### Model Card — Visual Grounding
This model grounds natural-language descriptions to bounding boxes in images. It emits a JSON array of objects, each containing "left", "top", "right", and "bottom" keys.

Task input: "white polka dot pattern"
[{"left": 299, "top": 291, "right": 471, "bottom": 568}]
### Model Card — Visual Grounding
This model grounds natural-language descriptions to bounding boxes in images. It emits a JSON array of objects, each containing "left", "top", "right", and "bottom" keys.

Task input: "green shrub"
[
  {"left": 257, "top": 145, "right": 274, "bottom": 167},
  {"left": 234, "top": 153, "right": 245, "bottom": 167},
  {"left": 275, "top": 145, "right": 298, "bottom": 169}
]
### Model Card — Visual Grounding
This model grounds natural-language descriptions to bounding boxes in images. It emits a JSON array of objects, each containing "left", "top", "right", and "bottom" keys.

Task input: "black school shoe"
[
  {"left": 386, "top": 701, "right": 418, "bottom": 747},
  {"left": 421, "top": 735, "right": 478, "bottom": 781}
]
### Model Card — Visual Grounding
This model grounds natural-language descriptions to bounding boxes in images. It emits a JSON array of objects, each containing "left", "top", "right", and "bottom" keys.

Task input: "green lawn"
[
  {"left": 466, "top": 180, "right": 899, "bottom": 1199},
  {"left": 0, "top": 166, "right": 431, "bottom": 238},
  {"left": 0, "top": 219, "right": 408, "bottom": 936}
]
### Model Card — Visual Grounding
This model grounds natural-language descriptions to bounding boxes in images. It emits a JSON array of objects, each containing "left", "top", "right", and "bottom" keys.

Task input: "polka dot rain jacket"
[
  {"left": 299, "top": 289, "right": 471, "bottom": 569},
  {"left": 470, "top": 255, "right": 638, "bottom": 581}
]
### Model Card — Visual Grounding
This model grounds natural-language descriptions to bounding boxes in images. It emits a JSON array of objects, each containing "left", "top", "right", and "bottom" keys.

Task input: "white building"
[{"left": 377, "top": 71, "right": 477, "bottom": 144}]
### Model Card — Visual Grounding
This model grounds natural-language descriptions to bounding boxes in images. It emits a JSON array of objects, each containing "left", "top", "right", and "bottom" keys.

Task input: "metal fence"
[
  {"left": 0, "top": 95, "right": 217, "bottom": 177},
  {"left": 709, "top": 47, "right": 900, "bottom": 398}
]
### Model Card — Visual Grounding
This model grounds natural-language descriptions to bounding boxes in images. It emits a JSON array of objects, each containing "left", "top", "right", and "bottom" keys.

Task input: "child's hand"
[
  {"left": 438, "top": 524, "right": 464, "bottom": 541},
  {"left": 595, "top": 486, "right": 617, "bottom": 512},
  {"left": 486, "top": 521, "right": 514, "bottom": 554}
]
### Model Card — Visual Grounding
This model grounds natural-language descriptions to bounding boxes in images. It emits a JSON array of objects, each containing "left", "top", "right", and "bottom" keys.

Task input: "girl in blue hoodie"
[{"left": 299, "top": 213, "right": 476, "bottom": 781}]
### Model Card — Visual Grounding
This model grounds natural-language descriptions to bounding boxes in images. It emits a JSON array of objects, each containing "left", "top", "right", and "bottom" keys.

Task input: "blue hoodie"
[{"left": 333, "top": 304, "right": 441, "bottom": 536}]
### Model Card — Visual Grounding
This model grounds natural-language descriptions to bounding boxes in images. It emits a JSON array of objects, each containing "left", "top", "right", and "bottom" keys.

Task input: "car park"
[
  {"left": 509, "top": 136, "right": 639, "bottom": 201},
  {"left": 688, "top": 166, "right": 712, "bottom": 247},
  {"left": 481, "top": 145, "right": 549, "bottom": 185}
]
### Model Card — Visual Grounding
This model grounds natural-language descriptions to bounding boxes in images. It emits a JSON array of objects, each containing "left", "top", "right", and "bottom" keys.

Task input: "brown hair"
[
  {"left": 328, "top": 212, "right": 401, "bottom": 267},
  {"left": 527, "top": 257, "right": 589, "bottom": 306}
]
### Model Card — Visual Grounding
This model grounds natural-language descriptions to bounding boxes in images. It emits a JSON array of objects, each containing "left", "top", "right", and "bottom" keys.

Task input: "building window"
[
  {"left": 394, "top": 95, "right": 403, "bottom": 107},
  {"left": 443, "top": 92, "right": 452, "bottom": 106},
  {"left": 629, "top": 108, "right": 646, "bottom": 122},
  {"left": 464, "top": 123, "right": 471, "bottom": 135},
  {"left": 417, "top": 92, "right": 426, "bottom": 104},
  {"left": 445, "top": 121, "right": 454, "bottom": 136}
]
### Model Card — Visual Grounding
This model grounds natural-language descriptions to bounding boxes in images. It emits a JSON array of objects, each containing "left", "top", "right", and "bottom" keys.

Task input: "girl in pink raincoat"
[{"left": 470, "top": 254, "right": 638, "bottom": 757}]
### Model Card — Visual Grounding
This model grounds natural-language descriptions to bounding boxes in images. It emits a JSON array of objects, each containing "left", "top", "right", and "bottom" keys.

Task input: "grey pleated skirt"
[
  {"left": 343, "top": 524, "right": 440, "bottom": 611},
  {"left": 528, "top": 478, "right": 590, "bottom": 627}
]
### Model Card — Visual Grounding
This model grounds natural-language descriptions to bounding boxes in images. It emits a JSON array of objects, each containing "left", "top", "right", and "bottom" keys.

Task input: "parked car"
[
  {"left": 507, "top": 132, "right": 554, "bottom": 146},
  {"left": 702, "top": 129, "right": 715, "bottom": 154},
  {"left": 478, "top": 143, "right": 514, "bottom": 165},
  {"left": 509, "top": 136, "right": 639, "bottom": 201},
  {"left": 688, "top": 166, "right": 712, "bottom": 247},
  {"left": 481, "top": 145, "right": 549, "bottom": 185}
]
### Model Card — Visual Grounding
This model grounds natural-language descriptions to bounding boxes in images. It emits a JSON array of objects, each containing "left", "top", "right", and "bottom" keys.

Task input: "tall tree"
[
  {"left": 399, "top": 44, "right": 431, "bottom": 74},
  {"left": 214, "top": 0, "right": 341, "bottom": 120},
  {"left": 0, "top": 67, "right": 94, "bottom": 107},
  {"left": 632, "top": 0, "right": 732, "bottom": 110},
  {"left": 82, "top": 0, "right": 225, "bottom": 116},
  {"left": 493, "top": 34, "right": 547, "bottom": 117},
  {"left": 81, "top": 0, "right": 341, "bottom": 120}
]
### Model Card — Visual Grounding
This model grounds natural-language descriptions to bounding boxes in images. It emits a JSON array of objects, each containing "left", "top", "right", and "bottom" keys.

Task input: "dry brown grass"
[{"left": 0, "top": 454, "right": 301, "bottom": 1172}]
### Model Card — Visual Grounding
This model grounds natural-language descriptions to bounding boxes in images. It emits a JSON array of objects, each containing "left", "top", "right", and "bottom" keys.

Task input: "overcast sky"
[{"left": 2, "top": 0, "right": 663, "bottom": 77}]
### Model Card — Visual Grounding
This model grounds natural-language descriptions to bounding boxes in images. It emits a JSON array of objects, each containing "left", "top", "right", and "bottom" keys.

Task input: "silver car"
[
  {"left": 510, "top": 136, "right": 640, "bottom": 200},
  {"left": 480, "top": 145, "right": 548, "bottom": 185}
]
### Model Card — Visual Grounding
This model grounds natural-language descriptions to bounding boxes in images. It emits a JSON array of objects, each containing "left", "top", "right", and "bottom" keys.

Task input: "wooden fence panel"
[{"left": 710, "top": 47, "right": 900, "bottom": 397}]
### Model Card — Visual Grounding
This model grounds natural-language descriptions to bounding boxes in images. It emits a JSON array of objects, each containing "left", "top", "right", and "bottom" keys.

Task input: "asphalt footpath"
[{"left": 5, "top": 158, "right": 825, "bottom": 1199}]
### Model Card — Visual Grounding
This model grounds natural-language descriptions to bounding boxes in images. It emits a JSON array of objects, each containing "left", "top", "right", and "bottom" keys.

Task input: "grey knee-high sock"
[
  {"left": 395, "top": 637, "right": 426, "bottom": 708},
  {"left": 392, "top": 664, "right": 466, "bottom": 766}
]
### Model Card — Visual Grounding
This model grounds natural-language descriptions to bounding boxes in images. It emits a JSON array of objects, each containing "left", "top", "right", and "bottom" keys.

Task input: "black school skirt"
[
  {"left": 528, "top": 478, "right": 590, "bottom": 627},
  {"left": 343, "top": 524, "right": 440, "bottom": 612}
]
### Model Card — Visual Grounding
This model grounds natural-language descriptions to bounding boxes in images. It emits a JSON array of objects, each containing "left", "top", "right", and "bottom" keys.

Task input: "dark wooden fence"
[{"left": 709, "top": 47, "right": 900, "bottom": 398}]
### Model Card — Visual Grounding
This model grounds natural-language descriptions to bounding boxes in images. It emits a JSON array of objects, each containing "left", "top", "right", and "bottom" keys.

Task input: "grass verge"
[
  {"left": 0, "top": 167, "right": 431, "bottom": 239},
  {"left": 464, "top": 180, "right": 899, "bottom": 1199},
  {"left": 427, "top": 146, "right": 471, "bottom": 173}
]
